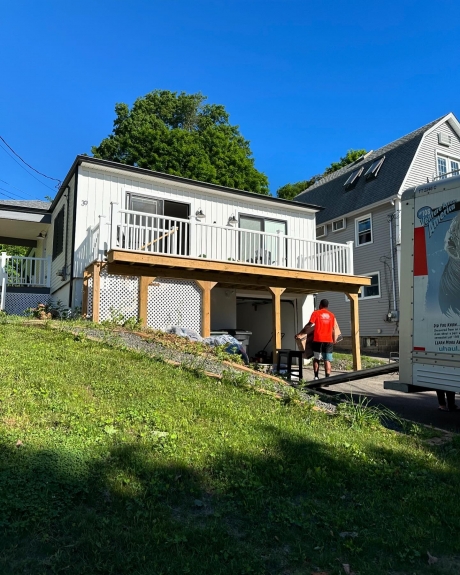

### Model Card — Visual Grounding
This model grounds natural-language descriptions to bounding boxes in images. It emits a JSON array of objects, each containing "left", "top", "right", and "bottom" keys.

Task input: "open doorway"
[{"left": 235, "top": 295, "right": 298, "bottom": 362}]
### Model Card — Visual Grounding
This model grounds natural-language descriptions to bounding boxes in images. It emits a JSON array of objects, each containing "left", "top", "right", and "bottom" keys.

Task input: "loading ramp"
[{"left": 303, "top": 362, "right": 399, "bottom": 389}]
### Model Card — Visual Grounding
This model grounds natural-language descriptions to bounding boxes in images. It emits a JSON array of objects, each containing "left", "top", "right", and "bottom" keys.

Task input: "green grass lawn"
[{"left": 0, "top": 324, "right": 459, "bottom": 575}]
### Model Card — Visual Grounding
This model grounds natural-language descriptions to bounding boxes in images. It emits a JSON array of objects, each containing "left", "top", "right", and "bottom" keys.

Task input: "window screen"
[{"left": 52, "top": 206, "right": 65, "bottom": 260}]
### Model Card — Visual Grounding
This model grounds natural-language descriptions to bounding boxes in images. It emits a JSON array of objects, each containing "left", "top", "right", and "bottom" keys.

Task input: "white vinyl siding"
[
  {"left": 48, "top": 175, "right": 76, "bottom": 296},
  {"left": 73, "top": 165, "right": 317, "bottom": 280},
  {"left": 403, "top": 120, "right": 460, "bottom": 190}
]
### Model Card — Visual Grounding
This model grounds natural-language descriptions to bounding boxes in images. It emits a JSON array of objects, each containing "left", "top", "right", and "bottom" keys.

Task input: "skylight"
[
  {"left": 365, "top": 156, "right": 385, "bottom": 180},
  {"left": 343, "top": 167, "right": 364, "bottom": 189}
]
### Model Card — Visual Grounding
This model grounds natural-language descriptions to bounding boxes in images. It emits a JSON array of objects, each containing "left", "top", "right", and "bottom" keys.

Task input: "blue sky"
[{"left": 1, "top": 0, "right": 459, "bottom": 201}]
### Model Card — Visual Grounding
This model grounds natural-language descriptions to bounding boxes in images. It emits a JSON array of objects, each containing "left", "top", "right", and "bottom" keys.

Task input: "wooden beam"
[
  {"left": 138, "top": 276, "right": 155, "bottom": 328},
  {"left": 346, "top": 292, "right": 361, "bottom": 371},
  {"left": 82, "top": 268, "right": 90, "bottom": 318},
  {"left": 106, "top": 263, "right": 363, "bottom": 295},
  {"left": 267, "top": 287, "right": 286, "bottom": 363},
  {"left": 92, "top": 262, "right": 101, "bottom": 323},
  {"left": 107, "top": 250, "right": 370, "bottom": 288},
  {"left": 195, "top": 280, "right": 217, "bottom": 338}
]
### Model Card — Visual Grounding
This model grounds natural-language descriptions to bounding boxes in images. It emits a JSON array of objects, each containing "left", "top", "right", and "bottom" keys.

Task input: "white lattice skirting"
[
  {"left": 3, "top": 292, "right": 50, "bottom": 315},
  {"left": 93, "top": 271, "right": 201, "bottom": 332}
]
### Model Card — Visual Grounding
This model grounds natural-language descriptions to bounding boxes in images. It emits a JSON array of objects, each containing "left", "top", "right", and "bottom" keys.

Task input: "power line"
[
  {"left": 0, "top": 135, "right": 61, "bottom": 185},
  {"left": 0, "top": 141, "right": 57, "bottom": 192},
  {"left": 0, "top": 188, "right": 17, "bottom": 201},
  {"left": 0, "top": 177, "right": 37, "bottom": 200},
  {"left": 0, "top": 185, "right": 31, "bottom": 201}
]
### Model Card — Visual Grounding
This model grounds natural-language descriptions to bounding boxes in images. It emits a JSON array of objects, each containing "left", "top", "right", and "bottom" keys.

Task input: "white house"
[{"left": 0, "top": 156, "right": 368, "bottom": 365}]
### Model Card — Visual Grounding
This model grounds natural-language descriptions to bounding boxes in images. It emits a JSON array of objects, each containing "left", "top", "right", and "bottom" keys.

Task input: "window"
[
  {"left": 345, "top": 272, "right": 380, "bottom": 301},
  {"left": 437, "top": 156, "right": 447, "bottom": 179},
  {"left": 365, "top": 156, "right": 385, "bottom": 180},
  {"left": 360, "top": 272, "right": 380, "bottom": 298},
  {"left": 343, "top": 167, "right": 364, "bottom": 189},
  {"left": 239, "top": 215, "right": 287, "bottom": 265},
  {"left": 332, "top": 218, "right": 346, "bottom": 232},
  {"left": 355, "top": 214, "right": 372, "bottom": 246},
  {"left": 436, "top": 155, "right": 460, "bottom": 179},
  {"left": 316, "top": 224, "right": 327, "bottom": 238},
  {"left": 52, "top": 206, "right": 65, "bottom": 260}
]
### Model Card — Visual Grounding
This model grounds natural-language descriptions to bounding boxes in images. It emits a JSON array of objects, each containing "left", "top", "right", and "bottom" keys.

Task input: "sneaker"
[{"left": 314, "top": 377, "right": 319, "bottom": 380}]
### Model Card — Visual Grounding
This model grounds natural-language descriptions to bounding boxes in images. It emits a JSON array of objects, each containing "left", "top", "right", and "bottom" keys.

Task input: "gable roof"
[{"left": 295, "top": 115, "right": 451, "bottom": 225}]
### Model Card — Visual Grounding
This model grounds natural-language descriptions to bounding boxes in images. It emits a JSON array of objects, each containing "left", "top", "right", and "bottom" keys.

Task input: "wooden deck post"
[
  {"left": 92, "top": 262, "right": 102, "bottom": 323},
  {"left": 267, "top": 287, "right": 286, "bottom": 363},
  {"left": 138, "top": 276, "right": 155, "bottom": 328},
  {"left": 82, "top": 268, "right": 90, "bottom": 318},
  {"left": 195, "top": 280, "right": 217, "bottom": 338},
  {"left": 347, "top": 292, "right": 361, "bottom": 371}
]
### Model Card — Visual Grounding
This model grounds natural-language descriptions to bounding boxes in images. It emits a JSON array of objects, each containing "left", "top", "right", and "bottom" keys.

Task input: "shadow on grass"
[{"left": 0, "top": 426, "right": 459, "bottom": 575}]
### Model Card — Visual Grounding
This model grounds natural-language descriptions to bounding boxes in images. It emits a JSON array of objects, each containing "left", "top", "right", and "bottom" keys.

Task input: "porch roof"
[
  {"left": 0, "top": 200, "right": 51, "bottom": 246},
  {"left": 106, "top": 249, "right": 370, "bottom": 295}
]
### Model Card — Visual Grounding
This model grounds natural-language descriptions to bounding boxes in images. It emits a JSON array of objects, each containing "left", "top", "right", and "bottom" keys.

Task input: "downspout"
[
  {"left": 388, "top": 202, "right": 398, "bottom": 315},
  {"left": 68, "top": 169, "right": 79, "bottom": 309}
]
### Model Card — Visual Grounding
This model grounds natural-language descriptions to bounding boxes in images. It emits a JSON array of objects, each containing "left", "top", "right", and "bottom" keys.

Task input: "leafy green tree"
[
  {"left": 92, "top": 90, "right": 269, "bottom": 195},
  {"left": 276, "top": 149, "right": 367, "bottom": 200},
  {"left": 0, "top": 244, "right": 28, "bottom": 256}
]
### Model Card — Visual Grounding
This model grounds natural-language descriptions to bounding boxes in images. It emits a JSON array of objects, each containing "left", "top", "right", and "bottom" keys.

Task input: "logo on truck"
[{"left": 417, "top": 201, "right": 457, "bottom": 237}]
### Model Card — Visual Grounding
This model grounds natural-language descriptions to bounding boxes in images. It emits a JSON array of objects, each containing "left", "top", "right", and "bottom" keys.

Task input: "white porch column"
[
  {"left": 346, "top": 241, "right": 354, "bottom": 275},
  {"left": 0, "top": 252, "right": 7, "bottom": 311},
  {"left": 189, "top": 216, "right": 197, "bottom": 258},
  {"left": 98, "top": 215, "right": 106, "bottom": 261}
]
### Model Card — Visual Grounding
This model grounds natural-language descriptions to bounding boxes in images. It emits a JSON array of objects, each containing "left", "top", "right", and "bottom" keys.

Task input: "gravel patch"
[{"left": 61, "top": 325, "right": 340, "bottom": 414}]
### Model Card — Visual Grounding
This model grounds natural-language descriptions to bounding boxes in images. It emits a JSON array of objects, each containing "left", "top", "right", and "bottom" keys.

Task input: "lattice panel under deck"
[
  {"left": 147, "top": 278, "right": 201, "bottom": 332},
  {"left": 99, "top": 268, "right": 139, "bottom": 322},
  {"left": 4, "top": 292, "right": 49, "bottom": 316}
]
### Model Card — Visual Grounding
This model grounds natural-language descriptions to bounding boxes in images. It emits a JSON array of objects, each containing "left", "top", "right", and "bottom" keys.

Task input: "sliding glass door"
[{"left": 239, "top": 216, "right": 287, "bottom": 265}]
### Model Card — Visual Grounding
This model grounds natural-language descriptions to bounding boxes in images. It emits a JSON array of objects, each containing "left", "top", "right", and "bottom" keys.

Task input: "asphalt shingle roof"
[
  {"left": 295, "top": 116, "right": 446, "bottom": 225},
  {"left": 0, "top": 200, "right": 51, "bottom": 210}
]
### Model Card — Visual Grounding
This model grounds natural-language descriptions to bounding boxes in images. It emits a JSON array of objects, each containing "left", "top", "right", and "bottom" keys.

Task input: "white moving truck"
[{"left": 385, "top": 175, "right": 460, "bottom": 393}]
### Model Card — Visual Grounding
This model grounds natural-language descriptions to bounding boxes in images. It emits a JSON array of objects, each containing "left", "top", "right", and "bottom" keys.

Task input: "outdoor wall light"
[
  {"left": 195, "top": 209, "right": 206, "bottom": 220},
  {"left": 228, "top": 214, "right": 238, "bottom": 226}
]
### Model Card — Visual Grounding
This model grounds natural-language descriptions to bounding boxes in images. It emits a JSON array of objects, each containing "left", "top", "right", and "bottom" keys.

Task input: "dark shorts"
[{"left": 312, "top": 342, "right": 333, "bottom": 361}]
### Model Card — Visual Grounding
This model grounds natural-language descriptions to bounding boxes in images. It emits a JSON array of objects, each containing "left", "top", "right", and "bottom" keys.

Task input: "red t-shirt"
[{"left": 309, "top": 309, "right": 335, "bottom": 343}]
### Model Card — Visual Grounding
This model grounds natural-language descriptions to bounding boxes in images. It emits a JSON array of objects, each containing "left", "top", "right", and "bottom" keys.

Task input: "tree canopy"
[
  {"left": 276, "top": 149, "right": 367, "bottom": 200},
  {"left": 92, "top": 90, "right": 269, "bottom": 195}
]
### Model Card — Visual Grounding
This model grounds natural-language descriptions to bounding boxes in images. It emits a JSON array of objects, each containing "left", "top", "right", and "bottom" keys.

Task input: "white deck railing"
[
  {"left": 106, "top": 205, "right": 354, "bottom": 275},
  {"left": 0, "top": 253, "right": 51, "bottom": 288}
]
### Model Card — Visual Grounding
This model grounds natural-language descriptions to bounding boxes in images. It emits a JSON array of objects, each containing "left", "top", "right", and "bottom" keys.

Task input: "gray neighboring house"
[{"left": 295, "top": 112, "right": 460, "bottom": 353}]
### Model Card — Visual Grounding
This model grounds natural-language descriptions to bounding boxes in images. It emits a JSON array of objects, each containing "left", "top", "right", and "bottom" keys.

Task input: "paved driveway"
[{"left": 302, "top": 366, "right": 460, "bottom": 433}]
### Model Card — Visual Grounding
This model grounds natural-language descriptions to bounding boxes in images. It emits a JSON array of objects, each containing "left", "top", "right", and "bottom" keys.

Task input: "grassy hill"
[{"left": 0, "top": 323, "right": 459, "bottom": 575}]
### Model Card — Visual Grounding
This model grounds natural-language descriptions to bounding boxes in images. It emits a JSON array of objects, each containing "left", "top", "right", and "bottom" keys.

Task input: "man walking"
[{"left": 296, "top": 299, "right": 336, "bottom": 380}]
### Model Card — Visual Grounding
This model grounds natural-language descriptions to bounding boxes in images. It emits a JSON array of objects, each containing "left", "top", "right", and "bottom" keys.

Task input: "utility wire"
[
  {"left": 0, "top": 185, "right": 31, "bottom": 201},
  {"left": 0, "top": 188, "right": 17, "bottom": 200},
  {"left": 0, "top": 135, "right": 61, "bottom": 185},
  {"left": 0, "top": 177, "right": 37, "bottom": 200},
  {"left": 0, "top": 141, "right": 57, "bottom": 192}
]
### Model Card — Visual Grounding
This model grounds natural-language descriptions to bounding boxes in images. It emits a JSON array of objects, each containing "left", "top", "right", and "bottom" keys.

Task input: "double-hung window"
[
  {"left": 437, "top": 155, "right": 460, "bottom": 179},
  {"left": 355, "top": 214, "right": 372, "bottom": 246},
  {"left": 316, "top": 224, "right": 327, "bottom": 238}
]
